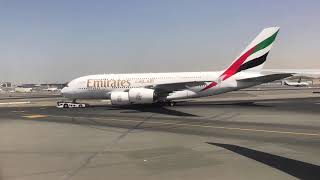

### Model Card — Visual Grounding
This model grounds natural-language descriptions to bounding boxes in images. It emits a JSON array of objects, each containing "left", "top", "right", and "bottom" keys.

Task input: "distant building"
[
  {"left": 0, "top": 82, "right": 12, "bottom": 88},
  {"left": 18, "top": 84, "right": 39, "bottom": 88},
  {"left": 40, "top": 83, "right": 67, "bottom": 89}
]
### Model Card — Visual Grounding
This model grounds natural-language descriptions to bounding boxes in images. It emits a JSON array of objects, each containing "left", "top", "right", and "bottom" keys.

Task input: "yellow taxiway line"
[{"left": 22, "top": 114, "right": 49, "bottom": 119}]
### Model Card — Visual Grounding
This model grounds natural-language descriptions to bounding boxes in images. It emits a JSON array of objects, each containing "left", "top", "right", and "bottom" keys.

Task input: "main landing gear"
[
  {"left": 155, "top": 99, "right": 177, "bottom": 107},
  {"left": 56, "top": 100, "right": 88, "bottom": 108},
  {"left": 167, "top": 101, "right": 176, "bottom": 107}
]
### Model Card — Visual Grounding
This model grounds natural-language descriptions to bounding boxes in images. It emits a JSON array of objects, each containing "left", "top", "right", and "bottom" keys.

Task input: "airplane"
[
  {"left": 14, "top": 87, "right": 33, "bottom": 93},
  {"left": 59, "top": 27, "right": 294, "bottom": 108},
  {"left": 283, "top": 77, "right": 310, "bottom": 87},
  {"left": 43, "top": 87, "right": 60, "bottom": 92}
]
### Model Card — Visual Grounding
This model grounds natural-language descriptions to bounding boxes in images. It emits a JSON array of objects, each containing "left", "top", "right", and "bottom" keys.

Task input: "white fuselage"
[{"left": 61, "top": 71, "right": 261, "bottom": 102}]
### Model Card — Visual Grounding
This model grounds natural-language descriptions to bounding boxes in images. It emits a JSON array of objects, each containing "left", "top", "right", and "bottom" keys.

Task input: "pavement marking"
[
  {"left": 0, "top": 101, "right": 30, "bottom": 105},
  {"left": 46, "top": 115, "right": 320, "bottom": 137},
  {"left": 22, "top": 114, "right": 48, "bottom": 119}
]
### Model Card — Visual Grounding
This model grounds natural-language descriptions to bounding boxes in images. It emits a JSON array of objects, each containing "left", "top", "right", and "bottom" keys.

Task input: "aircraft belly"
[
  {"left": 76, "top": 89, "right": 109, "bottom": 99},
  {"left": 166, "top": 90, "right": 197, "bottom": 100}
]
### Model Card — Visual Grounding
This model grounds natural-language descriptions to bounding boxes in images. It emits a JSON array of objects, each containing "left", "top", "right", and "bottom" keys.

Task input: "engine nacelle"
[
  {"left": 110, "top": 91, "right": 130, "bottom": 105},
  {"left": 128, "top": 88, "right": 155, "bottom": 104},
  {"left": 110, "top": 88, "right": 155, "bottom": 105}
]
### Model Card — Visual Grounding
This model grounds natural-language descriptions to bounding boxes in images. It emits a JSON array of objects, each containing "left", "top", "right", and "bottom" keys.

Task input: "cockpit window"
[{"left": 66, "top": 80, "right": 76, "bottom": 87}]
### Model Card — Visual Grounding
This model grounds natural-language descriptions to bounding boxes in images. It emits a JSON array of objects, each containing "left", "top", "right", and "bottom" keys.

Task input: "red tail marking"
[
  {"left": 220, "top": 46, "right": 256, "bottom": 80},
  {"left": 200, "top": 46, "right": 256, "bottom": 92},
  {"left": 200, "top": 81, "right": 217, "bottom": 91}
]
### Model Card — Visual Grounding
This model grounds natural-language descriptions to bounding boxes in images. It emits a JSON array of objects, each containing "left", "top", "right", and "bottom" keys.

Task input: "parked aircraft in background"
[
  {"left": 43, "top": 87, "right": 60, "bottom": 92},
  {"left": 283, "top": 77, "right": 310, "bottom": 87},
  {"left": 14, "top": 87, "right": 32, "bottom": 93},
  {"left": 59, "top": 27, "right": 296, "bottom": 108}
]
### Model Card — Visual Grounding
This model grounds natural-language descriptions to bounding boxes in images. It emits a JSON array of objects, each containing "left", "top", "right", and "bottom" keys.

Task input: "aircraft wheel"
[
  {"left": 63, "top": 104, "right": 69, "bottom": 108},
  {"left": 168, "top": 101, "right": 176, "bottom": 107}
]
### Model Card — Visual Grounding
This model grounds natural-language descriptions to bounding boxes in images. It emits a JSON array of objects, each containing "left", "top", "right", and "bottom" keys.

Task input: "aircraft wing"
[
  {"left": 147, "top": 72, "right": 294, "bottom": 94},
  {"left": 145, "top": 81, "right": 209, "bottom": 94}
]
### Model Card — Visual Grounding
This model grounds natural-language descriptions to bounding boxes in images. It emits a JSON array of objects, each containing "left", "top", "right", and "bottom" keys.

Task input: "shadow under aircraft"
[
  {"left": 177, "top": 100, "right": 273, "bottom": 108},
  {"left": 88, "top": 101, "right": 272, "bottom": 117},
  {"left": 207, "top": 142, "right": 320, "bottom": 180},
  {"left": 91, "top": 104, "right": 199, "bottom": 117}
]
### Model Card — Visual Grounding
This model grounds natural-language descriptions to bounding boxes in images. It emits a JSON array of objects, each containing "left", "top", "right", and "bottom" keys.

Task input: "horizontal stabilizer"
[{"left": 237, "top": 73, "right": 293, "bottom": 87}]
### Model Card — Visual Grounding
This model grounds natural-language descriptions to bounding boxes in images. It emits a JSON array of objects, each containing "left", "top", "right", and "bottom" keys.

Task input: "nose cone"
[
  {"left": 61, "top": 87, "right": 67, "bottom": 94},
  {"left": 61, "top": 87, "right": 71, "bottom": 98}
]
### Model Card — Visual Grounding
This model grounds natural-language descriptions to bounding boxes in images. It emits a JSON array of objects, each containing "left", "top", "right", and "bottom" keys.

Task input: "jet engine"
[
  {"left": 110, "top": 88, "right": 155, "bottom": 105},
  {"left": 110, "top": 91, "right": 130, "bottom": 105},
  {"left": 128, "top": 88, "right": 155, "bottom": 104}
]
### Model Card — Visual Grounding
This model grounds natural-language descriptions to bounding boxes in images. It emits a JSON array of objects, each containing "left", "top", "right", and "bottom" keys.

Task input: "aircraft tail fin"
[{"left": 221, "top": 27, "right": 280, "bottom": 80}]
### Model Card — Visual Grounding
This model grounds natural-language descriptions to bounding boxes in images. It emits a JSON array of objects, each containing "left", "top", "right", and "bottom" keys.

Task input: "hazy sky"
[{"left": 1, "top": 0, "right": 320, "bottom": 83}]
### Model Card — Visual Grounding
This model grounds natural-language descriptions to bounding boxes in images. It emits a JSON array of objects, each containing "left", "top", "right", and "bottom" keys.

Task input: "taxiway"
[{"left": 0, "top": 89, "right": 319, "bottom": 180}]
